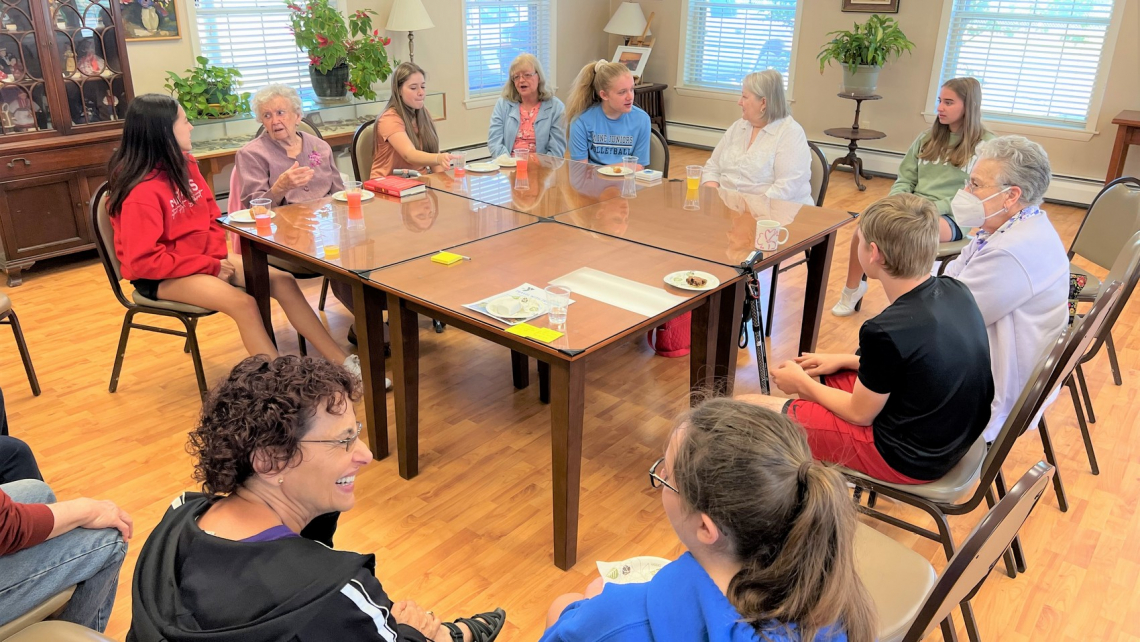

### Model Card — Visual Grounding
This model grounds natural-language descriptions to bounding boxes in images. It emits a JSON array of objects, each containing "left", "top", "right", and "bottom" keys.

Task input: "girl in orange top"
[{"left": 369, "top": 62, "right": 457, "bottom": 178}]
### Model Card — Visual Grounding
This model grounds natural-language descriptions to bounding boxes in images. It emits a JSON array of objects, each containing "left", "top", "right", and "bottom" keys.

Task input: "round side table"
[{"left": 824, "top": 93, "right": 885, "bottom": 192}]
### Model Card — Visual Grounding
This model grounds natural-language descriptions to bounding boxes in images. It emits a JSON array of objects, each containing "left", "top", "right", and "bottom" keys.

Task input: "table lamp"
[
  {"left": 386, "top": 0, "right": 434, "bottom": 63},
  {"left": 604, "top": 2, "right": 653, "bottom": 47}
]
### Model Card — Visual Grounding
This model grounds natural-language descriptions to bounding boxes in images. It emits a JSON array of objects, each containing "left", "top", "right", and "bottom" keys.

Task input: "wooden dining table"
[
  {"left": 219, "top": 190, "right": 538, "bottom": 459},
  {"left": 368, "top": 222, "right": 744, "bottom": 569}
]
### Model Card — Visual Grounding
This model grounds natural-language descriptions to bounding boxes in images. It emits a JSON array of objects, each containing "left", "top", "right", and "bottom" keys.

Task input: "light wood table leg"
[
  {"left": 387, "top": 293, "right": 418, "bottom": 477},
  {"left": 801, "top": 232, "right": 837, "bottom": 355},
  {"left": 550, "top": 358, "right": 585, "bottom": 570},
  {"left": 351, "top": 282, "right": 388, "bottom": 461}
]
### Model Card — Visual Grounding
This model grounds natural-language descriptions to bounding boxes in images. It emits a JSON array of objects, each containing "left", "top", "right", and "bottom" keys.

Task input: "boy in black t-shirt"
[{"left": 739, "top": 194, "right": 993, "bottom": 483}]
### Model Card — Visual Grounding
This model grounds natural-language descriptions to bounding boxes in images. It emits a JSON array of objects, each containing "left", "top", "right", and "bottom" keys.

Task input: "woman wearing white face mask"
[{"left": 943, "top": 135, "right": 1069, "bottom": 443}]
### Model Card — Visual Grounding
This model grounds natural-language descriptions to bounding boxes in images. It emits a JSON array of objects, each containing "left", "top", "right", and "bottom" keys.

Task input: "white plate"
[
  {"left": 494, "top": 154, "right": 517, "bottom": 167},
  {"left": 664, "top": 270, "right": 720, "bottom": 291},
  {"left": 485, "top": 294, "right": 548, "bottom": 319},
  {"left": 228, "top": 209, "right": 276, "bottom": 224},
  {"left": 598, "top": 166, "right": 634, "bottom": 177},
  {"left": 332, "top": 190, "right": 375, "bottom": 202},
  {"left": 466, "top": 162, "right": 501, "bottom": 173}
]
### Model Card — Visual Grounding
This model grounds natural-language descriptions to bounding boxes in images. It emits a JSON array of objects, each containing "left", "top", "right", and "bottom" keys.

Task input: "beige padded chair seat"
[
  {"left": 5, "top": 620, "right": 114, "bottom": 642},
  {"left": 0, "top": 292, "right": 11, "bottom": 314},
  {"left": 841, "top": 438, "right": 987, "bottom": 504},
  {"left": 1069, "top": 263, "right": 1101, "bottom": 301},
  {"left": 855, "top": 523, "right": 937, "bottom": 642},
  {"left": 0, "top": 586, "right": 75, "bottom": 640},
  {"left": 130, "top": 290, "right": 216, "bottom": 314},
  {"left": 937, "top": 237, "right": 972, "bottom": 258}
]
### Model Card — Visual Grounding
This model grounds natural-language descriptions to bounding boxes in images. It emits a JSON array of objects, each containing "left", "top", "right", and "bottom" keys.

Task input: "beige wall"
[
  {"left": 126, "top": 0, "right": 613, "bottom": 149},
  {"left": 638, "top": 0, "right": 1140, "bottom": 181}
]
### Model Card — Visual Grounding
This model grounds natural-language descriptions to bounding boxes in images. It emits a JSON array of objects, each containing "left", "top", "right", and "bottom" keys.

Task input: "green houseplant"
[
  {"left": 164, "top": 56, "right": 251, "bottom": 119},
  {"left": 288, "top": 0, "right": 393, "bottom": 102},
  {"left": 817, "top": 15, "right": 915, "bottom": 95}
]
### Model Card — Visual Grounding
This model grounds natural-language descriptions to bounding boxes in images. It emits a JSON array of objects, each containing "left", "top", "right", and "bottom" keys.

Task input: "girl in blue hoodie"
[{"left": 541, "top": 399, "right": 876, "bottom": 642}]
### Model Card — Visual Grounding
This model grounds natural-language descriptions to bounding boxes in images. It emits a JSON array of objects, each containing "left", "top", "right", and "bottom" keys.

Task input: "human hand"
[
  {"left": 436, "top": 153, "right": 457, "bottom": 170},
  {"left": 771, "top": 360, "right": 812, "bottom": 396},
  {"left": 793, "top": 352, "right": 848, "bottom": 377},
  {"left": 704, "top": 181, "right": 721, "bottom": 189},
  {"left": 273, "top": 161, "right": 315, "bottom": 192},
  {"left": 217, "top": 258, "right": 236, "bottom": 284},
  {"left": 392, "top": 600, "right": 443, "bottom": 640},
  {"left": 77, "top": 498, "right": 133, "bottom": 540}
]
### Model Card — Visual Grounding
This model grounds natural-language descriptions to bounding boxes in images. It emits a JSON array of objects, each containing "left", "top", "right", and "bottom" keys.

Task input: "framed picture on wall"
[
  {"left": 613, "top": 45, "right": 652, "bottom": 80},
  {"left": 842, "top": 0, "right": 900, "bottom": 12},
  {"left": 122, "top": 0, "right": 181, "bottom": 41}
]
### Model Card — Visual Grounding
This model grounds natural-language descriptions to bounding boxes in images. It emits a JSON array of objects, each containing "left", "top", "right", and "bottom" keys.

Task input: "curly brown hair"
[{"left": 188, "top": 355, "right": 361, "bottom": 495}]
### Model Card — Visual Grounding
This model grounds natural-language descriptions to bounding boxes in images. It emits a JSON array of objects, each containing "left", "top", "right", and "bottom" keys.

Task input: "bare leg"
[
  {"left": 157, "top": 275, "right": 279, "bottom": 358},
  {"left": 546, "top": 593, "right": 586, "bottom": 629},
  {"left": 736, "top": 393, "right": 793, "bottom": 413},
  {"left": 843, "top": 236, "right": 863, "bottom": 289}
]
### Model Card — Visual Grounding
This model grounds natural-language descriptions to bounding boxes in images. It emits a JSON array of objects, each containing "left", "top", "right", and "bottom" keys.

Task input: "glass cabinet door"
[
  {"left": 0, "top": 0, "right": 52, "bottom": 135},
  {"left": 51, "top": 0, "right": 125, "bottom": 126}
]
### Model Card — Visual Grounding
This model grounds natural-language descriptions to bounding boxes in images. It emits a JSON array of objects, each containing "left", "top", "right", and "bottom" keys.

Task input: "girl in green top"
[{"left": 833, "top": 77, "right": 993, "bottom": 316}]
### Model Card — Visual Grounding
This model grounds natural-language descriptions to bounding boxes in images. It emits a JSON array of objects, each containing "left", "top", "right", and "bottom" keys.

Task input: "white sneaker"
[
  {"left": 831, "top": 281, "right": 868, "bottom": 317},
  {"left": 342, "top": 354, "right": 392, "bottom": 391}
]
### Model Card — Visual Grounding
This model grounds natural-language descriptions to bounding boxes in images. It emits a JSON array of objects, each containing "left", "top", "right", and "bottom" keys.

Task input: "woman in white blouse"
[{"left": 701, "top": 70, "right": 813, "bottom": 205}]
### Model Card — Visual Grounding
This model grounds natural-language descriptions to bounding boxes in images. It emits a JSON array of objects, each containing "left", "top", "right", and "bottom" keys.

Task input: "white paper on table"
[
  {"left": 597, "top": 556, "right": 671, "bottom": 585},
  {"left": 549, "top": 268, "right": 687, "bottom": 318}
]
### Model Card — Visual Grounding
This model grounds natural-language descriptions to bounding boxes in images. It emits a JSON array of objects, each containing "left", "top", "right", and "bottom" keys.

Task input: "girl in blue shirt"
[
  {"left": 541, "top": 399, "right": 876, "bottom": 642},
  {"left": 565, "top": 60, "right": 651, "bottom": 168}
]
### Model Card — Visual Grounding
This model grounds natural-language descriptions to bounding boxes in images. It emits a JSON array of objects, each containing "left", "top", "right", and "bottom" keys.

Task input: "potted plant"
[
  {"left": 288, "top": 0, "right": 393, "bottom": 103},
  {"left": 817, "top": 14, "right": 915, "bottom": 95},
  {"left": 164, "top": 56, "right": 251, "bottom": 119}
]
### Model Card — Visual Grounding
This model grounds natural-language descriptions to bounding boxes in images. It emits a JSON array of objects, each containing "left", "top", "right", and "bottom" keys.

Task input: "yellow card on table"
[
  {"left": 507, "top": 323, "right": 564, "bottom": 343},
  {"left": 431, "top": 252, "right": 464, "bottom": 265}
]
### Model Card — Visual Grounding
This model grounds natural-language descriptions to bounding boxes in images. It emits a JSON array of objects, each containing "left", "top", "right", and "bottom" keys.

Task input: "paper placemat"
[
  {"left": 549, "top": 268, "right": 687, "bottom": 318},
  {"left": 464, "top": 283, "right": 575, "bottom": 326},
  {"left": 597, "top": 556, "right": 671, "bottom": 585}
]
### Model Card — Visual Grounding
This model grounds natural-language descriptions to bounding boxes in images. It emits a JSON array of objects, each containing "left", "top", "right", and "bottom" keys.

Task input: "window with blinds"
[
  {"left": 463, "top": 0, "right": 553, "bottom": 100},
  {"left": 938, "top": 0, "right": 1117, "bottom": 128},
  {"left": 195, "top": 0, "right": 316, "bottom": 92},
  {"left": 682, "top": 0, "right": 798, "bottom": 93}
]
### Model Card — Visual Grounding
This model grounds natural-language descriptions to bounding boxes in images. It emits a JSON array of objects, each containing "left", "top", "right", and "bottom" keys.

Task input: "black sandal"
[{"left": 442, "top": 608, "right": 506, "bottom": 642}]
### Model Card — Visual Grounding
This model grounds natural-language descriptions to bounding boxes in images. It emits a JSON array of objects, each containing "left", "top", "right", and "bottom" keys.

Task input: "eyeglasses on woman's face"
[
  {"left": 649, "top": 457, "right": 678, "bottom": 493},
  {"left": 300, "top": 422, "right": 362, "bottom": 453},
  {"left": 512, "top": 71, "right": 538, "bottom": 83}
]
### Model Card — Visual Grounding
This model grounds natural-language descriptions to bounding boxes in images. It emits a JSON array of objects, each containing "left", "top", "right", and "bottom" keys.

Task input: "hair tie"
[
  {"left": 795, "top": 460, "right": 813, "bottom": 504},
  {"left": 594, "top": 60, "right": 607, "bottom": 73}
]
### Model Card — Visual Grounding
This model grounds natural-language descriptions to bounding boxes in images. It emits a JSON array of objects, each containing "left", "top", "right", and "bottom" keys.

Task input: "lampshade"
[
  {"left": 386, "top": 0, "right": 434, "bottom": 32},
  {"left": 604, "top": 2, "right": 650, "bottom": 37}
]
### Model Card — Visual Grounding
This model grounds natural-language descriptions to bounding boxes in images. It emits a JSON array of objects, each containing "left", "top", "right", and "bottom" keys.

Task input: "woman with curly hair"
[{"left": 128, "top": 356, "right": 505, "bottom": 642}]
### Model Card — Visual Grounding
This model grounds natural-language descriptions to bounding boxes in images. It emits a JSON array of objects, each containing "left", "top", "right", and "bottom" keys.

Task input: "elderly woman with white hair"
[
  {"left": 701, "top": 69, "right": 813, "bottom": 205},
  {"left": 943, "top": 135, "right": 1069, "bottom": 442},
  {"left": 487, "top": 53, "right": 566, "bottom": 159},
  {"left": 230, "top": 83, "right": 344, "bottom": 210}
]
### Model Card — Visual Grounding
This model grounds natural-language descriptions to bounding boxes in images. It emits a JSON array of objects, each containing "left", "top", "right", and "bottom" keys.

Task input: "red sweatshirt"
[
  {"left": 112, "top": 155, "right": 228, "bottom": 281},
  {"left": 0, "top": 488, "right": 54, "bottom": 556}
]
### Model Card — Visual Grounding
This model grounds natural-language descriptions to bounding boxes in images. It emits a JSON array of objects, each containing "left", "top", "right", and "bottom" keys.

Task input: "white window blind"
[
  {"left": 683, "top": 0, "right": 798, "bottom": 92},
  {"left": 195, "top": 0, "right": 315, "bottom": 92},
  {"left": 939, "top": 0, "right": 1116, "bottom": 128},
  {"left": 463, "top": 0, "right": 553, "bottom": 99}
]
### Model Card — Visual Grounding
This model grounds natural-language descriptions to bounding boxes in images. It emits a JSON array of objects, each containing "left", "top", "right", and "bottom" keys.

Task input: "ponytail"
[
  {"left": 565, "top": 59, "right": 632, "bottom": 126},
  {"left": 672, "top": 399, "right": 876, "bottom": 642}
]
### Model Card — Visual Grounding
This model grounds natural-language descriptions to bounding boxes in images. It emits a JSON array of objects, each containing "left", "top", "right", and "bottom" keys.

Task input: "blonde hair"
[
  {"left": 742, "top": 70, "right": 789, "bottom": 122},
  {"left": 672, "top": 399, "right": 876, "bottom": 642},
  {"left": 565, "top": 60, "right": 632, "bottom": 126},
  {"left": 501, "top": 53, "right": 554, "bottom": 103},
  {"left": 858, "top": 193, "right": 939, "bottom": 279},
  {"left": 918, "top": 77, "right": 988, "bottom": 168},
  {"left": 382, "top": 61, "right": 439, "bottom": 154}
]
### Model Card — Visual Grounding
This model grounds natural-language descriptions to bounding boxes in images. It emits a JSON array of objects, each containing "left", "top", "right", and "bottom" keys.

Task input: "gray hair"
[
  {"left": 742, "top": 69, "right": 789, "bottom": 122},
  {"left": 251, "top": 84, "right": 303, "bottom": 123},
  {"left": 973, "top": 135, "right": 1051, "bottom": 206}
]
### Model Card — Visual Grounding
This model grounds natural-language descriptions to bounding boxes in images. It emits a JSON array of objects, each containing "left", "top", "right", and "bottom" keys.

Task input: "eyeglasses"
[
  {"left": 649, "top": 457, "right": 678, "bottom": 494},
  {"left": 300, "top": 422, "right": 362, "bottom": 453},
  {"left": 963, "top": 178, "right": 1009, "bottom": 193},
  {"left": 511, "top": 71, "right": 537, "bottom": 82}
]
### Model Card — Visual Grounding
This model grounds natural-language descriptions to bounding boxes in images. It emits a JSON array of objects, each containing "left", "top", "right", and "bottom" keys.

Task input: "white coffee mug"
[{"left": 755, "top": 220, "right": 789, "bottom": 251}]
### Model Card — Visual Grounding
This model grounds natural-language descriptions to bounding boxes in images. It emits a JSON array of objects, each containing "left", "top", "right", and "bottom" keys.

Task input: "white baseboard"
[{"left": 665, "top": 121, "right": 1102, "bottom": 207}]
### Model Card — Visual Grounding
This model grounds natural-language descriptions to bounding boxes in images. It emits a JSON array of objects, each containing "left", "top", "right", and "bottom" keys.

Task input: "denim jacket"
[{"left": 487, "top": 96, "right": 567, "bottom": 158}]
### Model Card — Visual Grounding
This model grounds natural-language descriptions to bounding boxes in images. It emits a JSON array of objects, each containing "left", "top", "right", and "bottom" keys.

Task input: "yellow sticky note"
[
  {"left": 507, "top": 323, "right": 537, "bottom": 338},
  {"left": 431, "top": 252, "right": 464, "bottom": 265},
  {"left": 528, "top": 327, "right": 565, "bottom": 342}
]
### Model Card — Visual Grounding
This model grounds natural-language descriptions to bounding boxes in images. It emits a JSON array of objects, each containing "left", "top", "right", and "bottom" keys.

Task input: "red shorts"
[{"left": 785, "top": 370, "right": 928, "bottom": 485}]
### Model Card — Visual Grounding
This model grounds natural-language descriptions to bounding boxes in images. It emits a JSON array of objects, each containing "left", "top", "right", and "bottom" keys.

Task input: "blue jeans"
[{"left": 0, "top": 480, "right": 127, "bottom": 632}]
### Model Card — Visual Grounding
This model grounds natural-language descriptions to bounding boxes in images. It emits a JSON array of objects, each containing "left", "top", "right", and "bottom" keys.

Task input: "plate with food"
[
  {"left": 597, "top": 165, "right": 634, "bottom": 177},
  {"left": 228, "top": 209, "right": 276, "bottom": 224},
  {"left": 466, "top": 162, "right": 501, "bottom": 173},
  {"left": 484, "top": 294, "right": 548, "bottom": 319},
  {"left": 332, "top": 190, "right": 376, "bottom": 202},
  {"left": 664, "top": 270, "right": 720, "bottom": 291},
  {"left": 494, "top": 154, "right": 517, "bottom": 167}
]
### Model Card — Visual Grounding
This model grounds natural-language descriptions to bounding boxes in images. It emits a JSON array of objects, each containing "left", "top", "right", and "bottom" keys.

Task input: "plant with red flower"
[{"left": 288, "top": 0, "right": 391, "bottom": 99}]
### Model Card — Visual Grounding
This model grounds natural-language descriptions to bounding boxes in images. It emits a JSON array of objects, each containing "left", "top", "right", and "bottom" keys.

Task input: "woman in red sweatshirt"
[{"left": 107, "top": 94, "right": 361, "bottom": 377}]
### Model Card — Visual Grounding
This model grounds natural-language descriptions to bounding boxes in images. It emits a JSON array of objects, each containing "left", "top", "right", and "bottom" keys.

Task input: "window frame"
[
  {"left": 674, "top": 0, "right": 805, "bottom": 102},
  {"left": 923, "top": 0, "right": 1126, "bottom": 141},
  {"left": 460, "top": 0, "right": 557, "bottom": 110}
]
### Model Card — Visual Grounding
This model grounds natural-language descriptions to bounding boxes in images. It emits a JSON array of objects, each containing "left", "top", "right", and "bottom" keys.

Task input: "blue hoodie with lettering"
[{"left": 570, "top": 103, "right": 652, "bottom": 167}]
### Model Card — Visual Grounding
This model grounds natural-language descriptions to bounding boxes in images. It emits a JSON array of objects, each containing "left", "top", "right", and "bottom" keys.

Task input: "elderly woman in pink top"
[{"left": 230, "top": 84, "right": 344, "bottom": 211}]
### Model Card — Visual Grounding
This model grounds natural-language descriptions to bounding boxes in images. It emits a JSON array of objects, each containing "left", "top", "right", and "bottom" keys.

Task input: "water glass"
[
  {"left": 686, "top": 165, "right": 702, "bottom": 191},
  {"left": 545, "top": 285, "right": 571, "bottom": 325},
  {"left": 453, "top": 151, "right": 466, "bottom": 177},
  {"left": 622, "top": 155, "right": 638, "bottom": 176}
]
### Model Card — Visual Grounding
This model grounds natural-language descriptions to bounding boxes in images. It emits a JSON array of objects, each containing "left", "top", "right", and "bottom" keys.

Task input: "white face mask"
[{"left": 951, "top": 186, "right": 1010, "bottom": 229}]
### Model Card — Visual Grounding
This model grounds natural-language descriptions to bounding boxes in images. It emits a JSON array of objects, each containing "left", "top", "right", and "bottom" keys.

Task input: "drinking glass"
[
  {"left": 319, "top": 221, "right": 342, "bottom": 259},
  {"left": 545, "top": 285, "right": 571, "bottom": 325},
  {"left": 513, "top": 147, "right": 529, "bottom": 175},
  {"left": 683, "top": 188, "right": 700, "bottom": 211},
  {"left": 622, "top": 155, "right": 638, "bottom": 176},
  {"left": 343, "top": 180, "right": 363, "bottom": 209},
  {"left": 686, "top": 165, "right": 702, "bottom": 191},
  {"left": 250, "top": 198, "right": 272, "bottom": 231},
  {"left": 453, "top": 151, "right": 466, "bottom": 177}
]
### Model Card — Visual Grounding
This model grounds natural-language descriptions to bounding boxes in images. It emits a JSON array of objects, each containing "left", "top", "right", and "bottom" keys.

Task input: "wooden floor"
[{"left": 1, "top": 146, "right": 1137, "bottom": 641}]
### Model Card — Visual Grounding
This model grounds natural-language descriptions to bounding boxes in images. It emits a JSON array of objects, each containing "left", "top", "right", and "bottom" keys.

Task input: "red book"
[{"left": 364, "top": 176, "right": 426, "bottom": 198}]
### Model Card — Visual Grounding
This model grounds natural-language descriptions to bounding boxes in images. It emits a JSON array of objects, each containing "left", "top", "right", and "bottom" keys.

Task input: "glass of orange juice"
[
  {"left": 343, "top": 180, "right": 363, "bottom": 209},
  {"left": 319, "top": 221, "right": 341, "bottom": 259},
  {"left": 513, "top": 147, "right": 529, "bottom": 175},
  {"left": 686, "top": 165, "right": 703, "bottom": 191},
  {"left": 250, "top": 198, "right": 272, "bottom": 232}
]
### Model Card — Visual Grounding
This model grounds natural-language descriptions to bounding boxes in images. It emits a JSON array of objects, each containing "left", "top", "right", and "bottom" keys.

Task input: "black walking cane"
[{"left": 737, "top": 253, "right": 770, "bottom": 395}]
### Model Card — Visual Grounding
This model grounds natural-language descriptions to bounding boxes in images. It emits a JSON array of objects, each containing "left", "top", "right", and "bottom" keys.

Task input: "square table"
[
  {"left": 220, "top": 191, "right": 538, "bottom": 459},
  {"left": 369, "top": 222, "right": 744, "bottom": 569},
  {"left": 420, "top": 154, "right": 650, "bottom": 218},
  {"left": 554, "top": 182, "right": 855, "bottom": 386}
]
